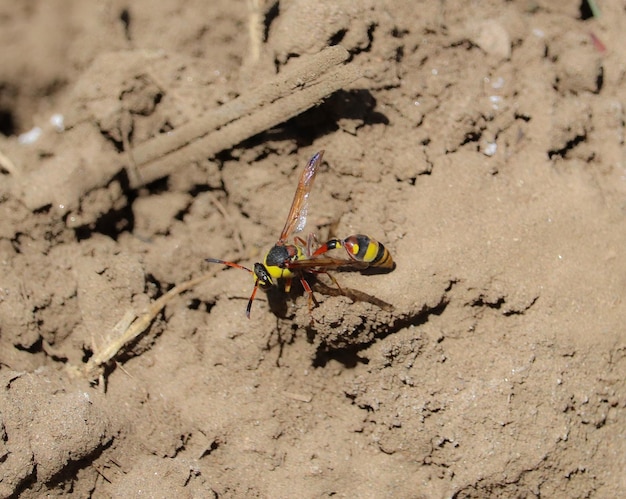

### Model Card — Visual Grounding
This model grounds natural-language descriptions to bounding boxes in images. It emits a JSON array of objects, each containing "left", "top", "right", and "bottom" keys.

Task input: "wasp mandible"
[{"left": 207, "top": 151, "right": 394, "bottom": 318}]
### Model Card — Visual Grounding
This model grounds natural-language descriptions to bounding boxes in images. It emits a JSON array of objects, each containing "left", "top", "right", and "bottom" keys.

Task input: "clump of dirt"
[{"left": 1, "top": 1, "right": 625, "bottom": 497}]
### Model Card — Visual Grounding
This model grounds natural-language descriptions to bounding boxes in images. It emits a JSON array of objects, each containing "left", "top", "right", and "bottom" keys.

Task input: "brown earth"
[{"left": 1, "top": 1, "right": 625, "bottom": 498}]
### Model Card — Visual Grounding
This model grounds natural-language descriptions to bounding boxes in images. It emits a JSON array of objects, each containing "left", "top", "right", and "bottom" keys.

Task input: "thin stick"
[
  {"left": 207, "top": 191, "right": 245, "bottom": 254},
  {"left": 68, "top": 272, "right": 215, "bottom": 380},
  {"left": 129, "top": 46, "right": 350, "bottom": 173},
  {"left": 17, "top": 46, "right": 359, "bottom": 212},
  {"left": 135, "top": 64, "right": 361, "bottom": 186},
  {"left": 247, "top": 0, "right": 264, "bottom": 63},
  {"left": 0, "top": 149, "right": 18, "bottom": 174}
]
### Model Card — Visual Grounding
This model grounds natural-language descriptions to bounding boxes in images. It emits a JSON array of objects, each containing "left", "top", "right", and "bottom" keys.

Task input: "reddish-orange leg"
[{"left": 296, "top": 235, "right": 346, "bottom": 302}]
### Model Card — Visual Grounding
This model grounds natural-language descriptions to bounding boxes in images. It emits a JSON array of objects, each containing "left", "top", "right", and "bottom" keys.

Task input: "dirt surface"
[{"left": 1, "top": 1, "right": 625, "bottom": 497}]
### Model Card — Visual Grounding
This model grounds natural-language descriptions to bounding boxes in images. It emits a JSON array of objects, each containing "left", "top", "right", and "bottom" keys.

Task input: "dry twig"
[
  {"left": 67, "top": 272, "right": 215, "bottom": 381},
  {"left": 16, "top": 45, "right": 360, "bottom": 212}
]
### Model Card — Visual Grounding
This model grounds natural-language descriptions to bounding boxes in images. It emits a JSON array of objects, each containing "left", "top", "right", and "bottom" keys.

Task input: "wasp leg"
[
  {"left": 299, "top": 276, "right": 320, "bottom": 316},
  {"left": 294, "top": 236, "right": 307, "bottom": 247},
  {"left": 307, "top": 233, "right": 322, "bottom": 257},
  {"left": 317, "top": 270, "right": 344, "bottom": 294},
  {"left": 293, "top": 234, "right": 318, "bottom": 258}
]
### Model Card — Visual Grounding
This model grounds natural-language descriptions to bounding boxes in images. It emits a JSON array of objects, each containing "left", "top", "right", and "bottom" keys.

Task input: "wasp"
[{"left": 207, "top": 151, "right": 394, "bottom": 318}]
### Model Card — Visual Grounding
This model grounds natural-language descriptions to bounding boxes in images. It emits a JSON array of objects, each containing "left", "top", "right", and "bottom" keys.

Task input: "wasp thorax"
[{"left": 265, "top": 245, "right": 292, "bottom": 268}]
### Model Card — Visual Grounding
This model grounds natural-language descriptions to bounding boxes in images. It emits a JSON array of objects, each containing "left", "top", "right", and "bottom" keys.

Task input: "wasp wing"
[
  {"left": 284, "top": 255, "right": 369, "bottom": 271},
  {"left": 278, "top": 151, "right": 324, "bottom": 244}
]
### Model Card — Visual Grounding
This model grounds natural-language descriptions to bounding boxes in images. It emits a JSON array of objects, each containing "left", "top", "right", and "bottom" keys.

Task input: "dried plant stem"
[
  {"left": 68, "top": 272, "right": 215, "bottom": 380},
  {"left": 247, "top": 0, "right": 264, "bottom": 63},
  {"left": 16, "top": 45, "right": 359, "bottom": 213},
  {"left": 131, "top": 46, "right": 356, "bottom": 187}
]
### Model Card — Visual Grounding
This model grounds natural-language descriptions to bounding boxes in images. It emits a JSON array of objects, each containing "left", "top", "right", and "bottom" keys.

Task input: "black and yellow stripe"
[
  {"left": 344, "top": 234, "right": 394, "bottom": 269},
  {"left": 325, "top": 234, "right": 394, "bottom": 269}
]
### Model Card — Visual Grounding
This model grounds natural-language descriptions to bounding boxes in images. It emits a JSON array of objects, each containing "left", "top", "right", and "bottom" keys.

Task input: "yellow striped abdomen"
[{"left": 342, "top": 234, "right": 394, "bottom": 269}]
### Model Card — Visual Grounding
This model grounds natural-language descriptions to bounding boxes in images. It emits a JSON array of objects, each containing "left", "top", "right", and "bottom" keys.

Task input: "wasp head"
[{"left": 253, "top": 263, "right": 274, "bottom": 288}]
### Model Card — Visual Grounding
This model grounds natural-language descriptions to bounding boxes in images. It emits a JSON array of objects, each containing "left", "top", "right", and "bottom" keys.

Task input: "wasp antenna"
[{"left": 206, "top": 258, "right": 253, "bottom": 274}]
